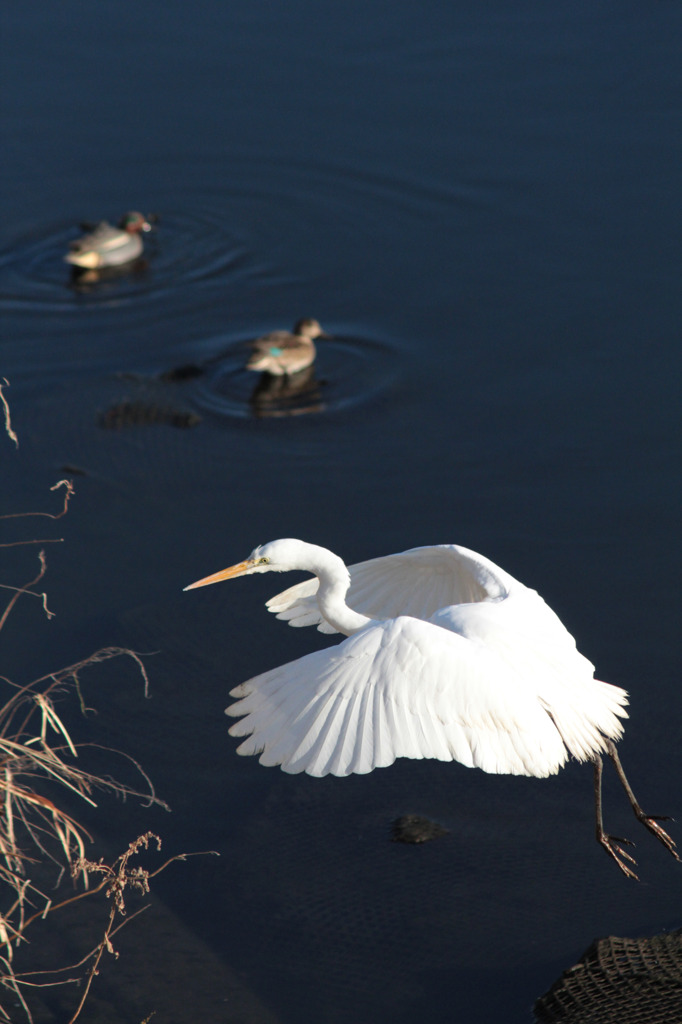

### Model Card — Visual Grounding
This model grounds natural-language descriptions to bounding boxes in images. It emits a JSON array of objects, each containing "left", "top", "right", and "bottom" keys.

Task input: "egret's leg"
[
  {"left": 606, "top": 739, "right": 680, "bottom": 860},
  {"left": 593, "top": 754, "right": 639, "bottom": 880}
]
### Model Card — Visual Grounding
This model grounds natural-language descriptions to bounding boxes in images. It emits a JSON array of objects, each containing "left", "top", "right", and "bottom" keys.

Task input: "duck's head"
[
  {"left": 293, "top": 318, "right": 330, "bottom": 340},
  {"left": 119, "top": 211, "right": 153, "bottom": 234}
]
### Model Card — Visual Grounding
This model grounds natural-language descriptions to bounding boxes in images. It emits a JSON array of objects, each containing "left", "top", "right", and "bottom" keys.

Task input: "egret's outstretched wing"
[
  {"left": 266, "top": 575, "right": 326, "bottom": 627},
  {"left": 226, "top": 615, "right": 590, "bottom": 778},
  {"left": 266, "top": 544, "right": 515, "bottom": 634},
  {"left": 430, "top": 601, "right": 628, "bottom": 762}
]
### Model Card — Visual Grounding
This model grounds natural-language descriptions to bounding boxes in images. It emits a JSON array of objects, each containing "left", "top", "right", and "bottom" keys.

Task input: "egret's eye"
[{"left": 258, "top": 557, "right": 270, "bottom": 565}]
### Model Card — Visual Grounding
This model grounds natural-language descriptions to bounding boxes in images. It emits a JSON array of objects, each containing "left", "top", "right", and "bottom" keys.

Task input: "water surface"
[{"left": 2, "top": 2, "right": 682, "bottom": 1021}]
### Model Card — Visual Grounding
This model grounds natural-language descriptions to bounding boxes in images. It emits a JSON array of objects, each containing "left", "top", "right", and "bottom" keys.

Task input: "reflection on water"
[
  {"left": 249, "top": 365, "right": 325, "bottom": 418},
  {"left": 535, "top": 928, "right": 682, "bottom": 1024},
  {"left": 69, "top": 257, "right": 150, "bottom": 292}
]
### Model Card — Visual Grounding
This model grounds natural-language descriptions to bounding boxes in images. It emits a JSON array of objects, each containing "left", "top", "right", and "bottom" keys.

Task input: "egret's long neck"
[{"left": 305, "top": 545, "right": 372, "bottom": 636}]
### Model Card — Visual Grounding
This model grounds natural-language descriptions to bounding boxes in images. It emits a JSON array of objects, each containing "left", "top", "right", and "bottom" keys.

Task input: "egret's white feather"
[
  {"left": 185, "top": 537, "right": 680, "bottom": 879},
  {"left": 267, "top": 545, "right": 512, "bottom": 633},
  {"left": 259, "top": 543, "right": 628, "bottom": 775},
  {"left": 225, "top": 614, "right": 619, "bottom": 778},
  {"left": 188, "top": 538, "right": 628, "bottom": 777}
]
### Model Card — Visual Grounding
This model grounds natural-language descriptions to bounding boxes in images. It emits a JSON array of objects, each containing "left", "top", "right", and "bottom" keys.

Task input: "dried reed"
[{"left": 0, "top": 398, "right": 215, "bottom": 1021}]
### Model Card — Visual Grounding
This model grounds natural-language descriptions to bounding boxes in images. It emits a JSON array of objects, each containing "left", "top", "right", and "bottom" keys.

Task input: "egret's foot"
[
  {"left": 598, "top": 833, "right": 639, "bottom": 881},
  {"left": 635, "top": 812, "right": 680, "bottom": 860}
]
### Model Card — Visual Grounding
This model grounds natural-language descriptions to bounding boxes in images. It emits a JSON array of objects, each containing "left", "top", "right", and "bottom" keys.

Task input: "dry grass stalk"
[
  {"left": 0, "top": 382, "right": 18, "bottom": 450},
  {"left": 0, "top": 451, "right": 212, "bottom": 1021},
  {"left": 0, "top": 644, "right": 173, "bottom": 1022},
  {"left": 0, "top": 478, "right": 75, "bottom": 524},
  {"left": 0, "top": 479, "right": 75, "bottom": 628},
  {"left": 0, "top": 548, "right": 55, "bottom": 633},
  {"left": 9, "top": 834, "right": 216, "bottom": 1024}
]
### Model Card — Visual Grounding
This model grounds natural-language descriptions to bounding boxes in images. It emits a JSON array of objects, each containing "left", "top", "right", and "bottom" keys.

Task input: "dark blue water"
[{"left": 2, "top": 2, "right": 682, "bottom": 1021}]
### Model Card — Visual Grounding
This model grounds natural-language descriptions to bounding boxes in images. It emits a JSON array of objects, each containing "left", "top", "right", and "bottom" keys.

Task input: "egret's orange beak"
[{"left": 183, "top": 559, "right": 255, "bottom": 591}]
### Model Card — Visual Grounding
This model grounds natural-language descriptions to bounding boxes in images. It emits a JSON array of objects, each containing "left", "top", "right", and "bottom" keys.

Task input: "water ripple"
[
  {"left": 0, "top": 209, "right": 254, "bottom": 313},
  {"left": 188, "top": 332, "right": 400, "bottom": 420}
]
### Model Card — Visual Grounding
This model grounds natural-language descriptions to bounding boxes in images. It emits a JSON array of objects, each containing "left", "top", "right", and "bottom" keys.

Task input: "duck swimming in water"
[
  {"left": 246, "top": 318, "right": 329, "bottom": 376},
  {"left": 65, "top": 211, "right": 152, "bottom": 269}
]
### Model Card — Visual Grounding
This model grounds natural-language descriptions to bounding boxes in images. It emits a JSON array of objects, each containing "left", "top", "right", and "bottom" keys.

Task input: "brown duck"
[{"left": 246, "top": 319, "right": 329, "bottom": 376}]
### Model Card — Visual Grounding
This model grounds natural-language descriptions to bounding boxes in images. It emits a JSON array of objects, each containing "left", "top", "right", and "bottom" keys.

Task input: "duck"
[
  {"left": 246, "top": 319, "right": 329, "bottom": 376},
  {"left": 65, "top": 211, "right": 152, "bottom": 269}
]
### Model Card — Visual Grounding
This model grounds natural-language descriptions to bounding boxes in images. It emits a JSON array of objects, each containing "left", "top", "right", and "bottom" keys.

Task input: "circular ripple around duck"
[
  {"left": 189, "top": 334, "right": 400, "bottom": 420},
  {"left": 0, "top": 210, "right": 253, "bottom": 313}
]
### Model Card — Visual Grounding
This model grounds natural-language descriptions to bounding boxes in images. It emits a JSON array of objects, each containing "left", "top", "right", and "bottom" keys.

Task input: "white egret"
[{"left": 184, "top": 539, "right": 678, "bottom": 879}]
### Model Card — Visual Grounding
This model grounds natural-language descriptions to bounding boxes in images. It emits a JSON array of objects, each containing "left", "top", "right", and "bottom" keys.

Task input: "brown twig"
[
  {"left": 18, "top": 836, "right": 218, "bottom": 1024},
  {"left": 0, "top": 482, "right": 74, "bottom": 634},
  {"left": 15, "top": 846, "right": 218, "bottom": 965},
  {"left": 0, "top": 550, "right": 50, "bottom": 634},
  {"left": 0, "top": 479, "right": 75, "bottom": 522},
  {"left": 0, "top": 647, "right": 154, "bottom": 746},
  {"left": 29, "top": 646, "right": 153, "bottom": 702},
  {"left": 0, "top": 539, "right": 64, "bottom": 548}
]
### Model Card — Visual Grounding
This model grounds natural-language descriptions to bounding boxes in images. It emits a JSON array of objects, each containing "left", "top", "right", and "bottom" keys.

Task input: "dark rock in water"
[
  {"left": 390, "top": 814, "right": 449, "bottom": 844},
  {"left": 59, "top": 463, "right": 88, "bottom": 477},
  {"left": 98, "top": 401, "right": 201, "bottom": 430}
]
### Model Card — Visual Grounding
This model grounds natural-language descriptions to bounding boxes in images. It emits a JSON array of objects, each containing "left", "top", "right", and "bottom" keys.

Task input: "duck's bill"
[{"left": 183, "top": 559, "right": 255, "bottom": 591}]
